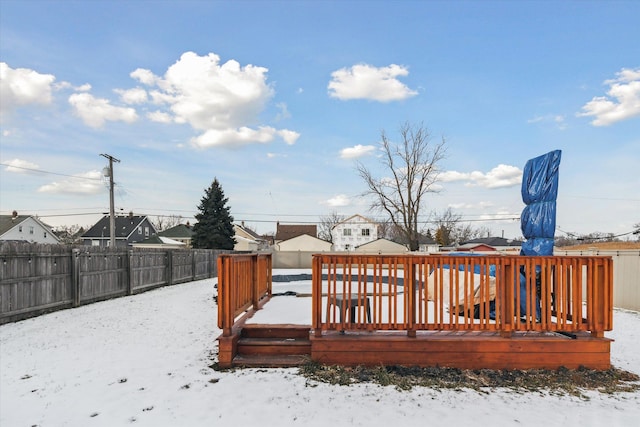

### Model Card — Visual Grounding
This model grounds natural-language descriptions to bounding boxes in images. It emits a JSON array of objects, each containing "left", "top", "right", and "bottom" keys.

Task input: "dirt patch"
[{"left": 299, "top": 362, "right": 640, "bottom": 399}]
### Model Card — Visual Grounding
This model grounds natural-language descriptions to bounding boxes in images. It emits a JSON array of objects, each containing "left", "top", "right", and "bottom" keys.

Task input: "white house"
[
  {"left": 233, "top": 222, "right": 268, "bottom": 251},
  {"left": 276, "top": 234, "right": 332, "bottom": 252},
  {"left": 331, "top": 214, "right": 378, "bottom": 251},
  {"left": 0, "top": 213, "right": 61, "bottom": 244}
]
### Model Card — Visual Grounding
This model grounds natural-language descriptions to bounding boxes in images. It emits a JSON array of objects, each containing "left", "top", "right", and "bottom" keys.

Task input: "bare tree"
[
  {"left": 318, "top": 211, "right": 345, "bottom": 243},
  {"left": 151, "top": 214, "right": 184, "bottom": 232},
  {"left": 358, "top": 122, "right": 447, "bottom": 251},
  {"left": 54, "top": 224, "right": 87, "bottom": 245},
  {"left": 432, "top": 208, "right": 494, "bottom": 246}
]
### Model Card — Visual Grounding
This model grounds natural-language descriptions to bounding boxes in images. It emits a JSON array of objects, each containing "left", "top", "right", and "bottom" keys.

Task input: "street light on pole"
[{"left": 100, "top": 153, "right": 120, "bottom": 248}]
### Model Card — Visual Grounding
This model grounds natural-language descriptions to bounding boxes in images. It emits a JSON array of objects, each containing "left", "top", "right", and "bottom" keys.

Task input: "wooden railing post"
[
  {"left": 251, "top": 254, "right": 260, "bottom": 311},
  {"left": 312, "top": 254, "right": 323, "bottom": 337},
  {"left": 591, "top": 260, "right": 607, "bottom": 338},
  {"left": 406, "top": 257, "right": 416, "bottom": 338},
  {"left": 500, "top": 259, "right": 514, "bottom": 337}
]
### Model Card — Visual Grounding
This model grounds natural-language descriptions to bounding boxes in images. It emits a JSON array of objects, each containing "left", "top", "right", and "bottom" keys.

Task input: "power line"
[{"left": 0, "top": 163, "right": 104, "bottom": 181}]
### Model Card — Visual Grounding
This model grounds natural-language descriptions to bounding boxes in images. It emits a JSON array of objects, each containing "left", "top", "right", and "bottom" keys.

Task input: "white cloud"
[
  {"left": 527, "top": 114, "right": 567, "bottom": 130},
  {"left": 448, "top": 201, "right": 494, "bottom": 210},
  {"left": 441, "top": 164, "right": 522, "bottom": 189},
  {"left": 37, "top": 170, "right": 104, "bottom": 195},
  {"left": 577, "top": 67, "right": 640, "bottom": 126},
  {"left": 340, "top": 144, "right": 377, "bottom": 159},
  {"left": 275, "top": 102, "right": 291, "bottom": 121},
  {"left": 146, "top": 110, "right": 173, "bottom": 123},
  {"left": 323, "top": 194, "right": 351, "bottom": 207},
  {"left": 328, "top": 63, "right": 418, "bottom": 102},
  {"left": 132, "top": 51, "right": 298, "bottom": 148},
  {"left": 115, "top": 87, "right": 148, "bottom": 104},
  {"left": 0, "top": 62, "right": 55, "bottom": 114},
  {"left": 4, "top": 158, "right": 39, "bottom": 173},
  {"left": 190, "top": 126, "right": 299, "bottom": 148},
  {"left": 68, "top": 93, "right": 138, "bottom": 128}
]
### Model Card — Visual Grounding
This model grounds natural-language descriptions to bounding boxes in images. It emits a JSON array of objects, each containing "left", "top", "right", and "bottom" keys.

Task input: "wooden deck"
[{"left": 216, "top": 254, "right": 613, "bottom": 370}]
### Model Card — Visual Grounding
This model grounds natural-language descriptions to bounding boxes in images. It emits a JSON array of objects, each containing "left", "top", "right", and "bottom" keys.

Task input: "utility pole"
[{"left": 100, "top": 153, "right": 120, "bottom": 248}]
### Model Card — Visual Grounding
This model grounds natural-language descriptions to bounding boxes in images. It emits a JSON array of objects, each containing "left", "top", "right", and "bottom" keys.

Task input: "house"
[
  {"left": 275, "top": 234, "right": 332, "bottom": 252},
  {"left": 131, "top": 235, "right": 186, "bottom": 249},
  {"left": 0, "top": 212, "right": 61, "bottom": 244},
  {"left": 234, "top": 222, "right": 268, "bottom": 251},
  {"left": 458, "top": 237, "right": 522, "bottom": 253},
  {"left": 81, "top": 213, "right": 157, "bottom": 247},
  {"left": 158, "top": 223, "right": 194, "bottom": 248},
  {"left": 331, "top": 214, "right": 378, "bottom": 251},
  {"left": 393, "top": 233, "right": 439, "bottom": 253},
  {"left": 274, "top": 223, "right": 317, "bottom": 243},
  {"left": 354, "top": 238, "right": 408, "bottom": 254}
]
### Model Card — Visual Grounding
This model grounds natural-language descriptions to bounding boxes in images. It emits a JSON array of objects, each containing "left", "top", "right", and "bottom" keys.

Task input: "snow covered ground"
[{"left": 1, "top": 271, "right": 639, "bottom": 427}]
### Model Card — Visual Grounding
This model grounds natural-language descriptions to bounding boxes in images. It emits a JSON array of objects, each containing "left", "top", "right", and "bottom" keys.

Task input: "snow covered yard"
[{"left": 1, "top": 273, "right": 639, "bottom": 427}]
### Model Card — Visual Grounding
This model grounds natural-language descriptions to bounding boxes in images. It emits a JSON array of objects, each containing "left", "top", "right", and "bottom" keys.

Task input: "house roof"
[
  {"left": 332, "top": 214, "right": 375, "bottom": 229},
  {"left": 393, "top": 233, "right": 437, "bottom": 246},
  {"left": 234, "top": 223, "right": 262, "bottom": 240},
  {"left": 461, "top": 237, "right": 521, "bottom": 247},
  {"left": 158, "top": 224, "right": 194, "bottom": 239},
  {"left": 0, "top": 214, "right": 60, "bottom": 242},
  {"left": 136, "top": 235, "right": 185, "bottom": 246},
  {"left": 275, "top": 224, "right": 317, "bottom": 241},
  {"left": 82, "top": 215, "right": 153, "bottom": 239},
  {"left": 0, "top": 215, "right": 30, "bottom": 236}
]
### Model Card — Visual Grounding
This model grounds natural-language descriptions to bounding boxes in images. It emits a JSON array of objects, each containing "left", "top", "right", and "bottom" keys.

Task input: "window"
[
  {"left": 343, "top": 228, "right": 352, "bottom": 236},
  {"left": 29, "top": 226, "right": 34, "bottom": 235},
  {"left": 44, "top": 232, "right": 47, "bottom": 239},
  {"left": 361, "top": 228, "right": 370, "bottom": 236},
  {"left": 138, "top": 227, "right": 142, "bottom": 234},
  {"left": 144, "top": 226, "right": 149, "bottom": 237},
  {"left": 18, "top": 226, "right": 23, "bottom": 232}
]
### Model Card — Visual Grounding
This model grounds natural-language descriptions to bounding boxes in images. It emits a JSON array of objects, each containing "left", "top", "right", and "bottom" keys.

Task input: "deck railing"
[
  {"left": 217, "top": 253, "right": 272, "bottom": 336},
  {"left": 312, "top": 254, "right": 613, "bottom": 338}
]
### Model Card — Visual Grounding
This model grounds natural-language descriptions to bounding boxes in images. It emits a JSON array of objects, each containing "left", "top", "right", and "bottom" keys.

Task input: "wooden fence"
[
  {"left": 0, "top": 242, "right": 229, "bottom": 324},
  {"left": 312, "top": 254, "right": 613, "bottom": 338},
  {"left": 217, "top": 253, "right": 272, "bottom": 336}
]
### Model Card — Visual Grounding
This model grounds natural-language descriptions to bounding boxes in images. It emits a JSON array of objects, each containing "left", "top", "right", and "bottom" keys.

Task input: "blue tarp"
[{"left": 518, "top": 150, "right": 562, "bottom": 318}]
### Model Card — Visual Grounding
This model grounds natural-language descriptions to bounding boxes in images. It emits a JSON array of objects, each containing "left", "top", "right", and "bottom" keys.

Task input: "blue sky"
[{"left": 1, "top": 0, "right": 639, "bottom": 239}]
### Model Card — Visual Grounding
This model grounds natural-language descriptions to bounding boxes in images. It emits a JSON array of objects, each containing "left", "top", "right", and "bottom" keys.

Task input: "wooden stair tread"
[
  {"left": 241, "top": 324, "right": 311, "bottom": 339},
  {"left": 232, "top": 354, "right": 309, "bottom": 368}
]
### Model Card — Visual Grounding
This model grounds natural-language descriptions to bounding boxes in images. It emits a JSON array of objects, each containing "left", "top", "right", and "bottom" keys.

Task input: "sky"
[
  {"left": 1, "top": 0, "right": 639, "bottom": 239},
  {"left": 1, "top": 272, "right": 639, "bottom": 426}
]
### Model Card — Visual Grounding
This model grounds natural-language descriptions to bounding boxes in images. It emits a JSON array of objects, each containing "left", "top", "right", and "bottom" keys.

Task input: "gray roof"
[
  {"left": 82, "top": 215, "right": 153, "bottom": 239},
  {"left": 461, "top": 237, "right": 521, "bottom": 247},
  {"left": 0, "top": 215, "right": 29, "bottom": 235},
  {"left": 159, "top": 224, "right": 194, "bottom": 239}
]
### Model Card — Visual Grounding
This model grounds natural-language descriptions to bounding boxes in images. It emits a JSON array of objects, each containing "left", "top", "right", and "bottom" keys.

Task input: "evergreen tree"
[{"left": 192, "top": 178, "right": 236, "bottom": 249}]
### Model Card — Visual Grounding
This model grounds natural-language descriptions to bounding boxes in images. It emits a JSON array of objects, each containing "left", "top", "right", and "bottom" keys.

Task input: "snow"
[{"left": 1, "top": 270, "right": 639, "bottom": 427}]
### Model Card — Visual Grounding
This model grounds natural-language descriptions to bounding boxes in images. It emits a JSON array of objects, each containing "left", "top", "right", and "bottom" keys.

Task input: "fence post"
[
  {"left": 167, "top": 251, "right": 173, "bottom": 286},
  {"left": 126, "top": 250, "right": 133, "bottom": 295},
  {"left": 72, "top": 248, "right": 80, "bottom": 307},
  {"left": 192, "top": 250, "right": 197, "bottom": 281}
]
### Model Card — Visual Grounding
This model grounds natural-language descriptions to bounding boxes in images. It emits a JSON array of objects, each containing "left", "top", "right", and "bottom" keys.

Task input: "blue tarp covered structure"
[{"left": 518, "top": 150, "right": 562, "bottom": 317}]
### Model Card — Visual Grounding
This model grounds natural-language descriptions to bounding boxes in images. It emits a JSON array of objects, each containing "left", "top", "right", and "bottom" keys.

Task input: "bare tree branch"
[{"left": 357, "top": 121, "right": 447, "bottom": 251}]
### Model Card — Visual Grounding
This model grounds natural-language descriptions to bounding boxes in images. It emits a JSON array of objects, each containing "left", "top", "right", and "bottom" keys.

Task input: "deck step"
[
  {"left": 232, "top": 354, "right": 310, "bottom": 368},
  {"left": 237, "top": 337, "right": 311, "bottom": 356},
  {"left": 241, "top": 324, "right": 311, "bottom": 339}
]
